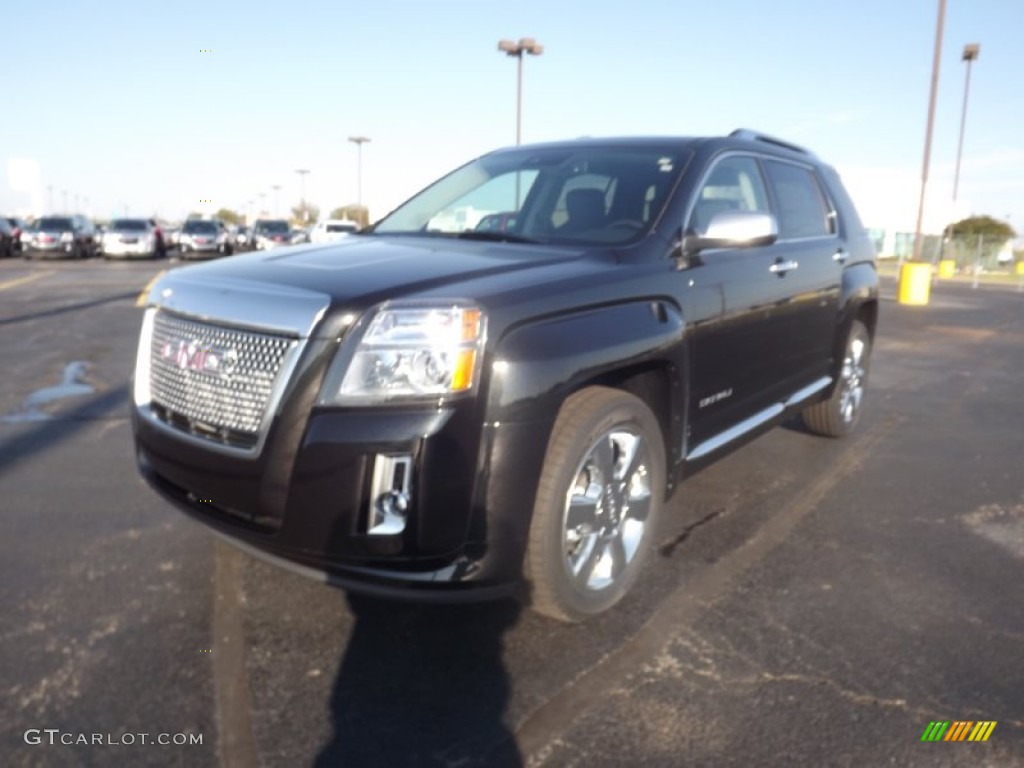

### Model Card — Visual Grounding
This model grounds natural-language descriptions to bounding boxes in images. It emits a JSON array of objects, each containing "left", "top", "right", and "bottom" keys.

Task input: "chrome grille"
[{"left": 149, "top": 311, "right": 297, "bottom": 444}]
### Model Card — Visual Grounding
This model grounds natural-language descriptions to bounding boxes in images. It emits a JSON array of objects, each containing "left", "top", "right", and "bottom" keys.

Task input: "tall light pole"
[
  {"left": 61, "top": 189, "right": 68, "bottom": 212},
  {"left": 910, "top": 0, "right": 946, "bottom": 265},
  {"left": 295, "top": 169, "right": 310, "bottom": 224},
  {"left": 953, "top": 43, "right": 980, "bottom": 201},
  {"left": 271, "top": 184, "right": 282, "bottom": 217},
  {"left": 348, "top": 136, "right": 370, "bottom": 208},
  {"left": 497, "top": 37, "right": 543, "bottom": 145},
  {"left": 259, "top": 192, "right": 267, "bottom": 217}
]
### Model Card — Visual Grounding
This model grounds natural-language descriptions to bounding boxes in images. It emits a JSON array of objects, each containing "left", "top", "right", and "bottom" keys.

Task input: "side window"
[
  {"left": 688, "top": 155, "right": 770, "bottom": 235},
  {"left": 762, "top": 160, "right": 833, "bottom": 240}
]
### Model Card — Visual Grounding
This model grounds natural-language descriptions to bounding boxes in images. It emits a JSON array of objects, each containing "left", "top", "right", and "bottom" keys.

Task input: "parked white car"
[{"left": 310, "top": 219, "right": 359, "bottom": 244}]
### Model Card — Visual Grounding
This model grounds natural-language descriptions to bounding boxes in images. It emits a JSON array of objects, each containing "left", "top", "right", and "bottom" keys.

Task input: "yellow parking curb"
[
  {"left": 0, "top": 270, "right": 55, "bottom": 292},
  {"left": 135, "top": 270, "right": 167, "bottom": 307}
]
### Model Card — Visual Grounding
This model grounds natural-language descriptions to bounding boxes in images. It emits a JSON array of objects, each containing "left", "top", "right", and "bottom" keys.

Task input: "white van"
[{"left": 310, "top": 219, "right": 360, "bottom": 244}]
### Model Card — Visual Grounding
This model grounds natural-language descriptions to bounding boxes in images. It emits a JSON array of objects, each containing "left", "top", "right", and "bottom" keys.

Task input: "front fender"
[
  {"left": 462, "top": 301, "right": 686, "bottom": 576},
  {"left": 829, "top": 261, "right": 879, "bottom": 385},
  {"left": 485, "top": 300, "right": 686, "bottom": 425}
]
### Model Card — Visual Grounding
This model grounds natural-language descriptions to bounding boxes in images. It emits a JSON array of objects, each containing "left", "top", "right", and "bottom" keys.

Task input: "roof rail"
[{"left": 729, "top": 129, "right": 814, "bottom": 157}]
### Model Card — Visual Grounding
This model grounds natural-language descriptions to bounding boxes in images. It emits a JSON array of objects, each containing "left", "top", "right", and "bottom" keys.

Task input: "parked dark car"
[
  {"left": 23, "top": 215, "right": 96, "bottom": 259},
  {"left": 132, "top": 130, "right": 878, "bottom": 621},
  {"left": 178, "top": 219, "right": 233, "bottom": 259},
  {"left": 4, "top": 216, "right": 31, "bottom": 253},
  {"left": 250, "top": 219, "right": 292, "bottom": 250},
  {"left": 0, "top": 218, "right": 15, "bottom": 258},
  {"left": 474, "top": 211, "right": 519, "bottom": 233}
]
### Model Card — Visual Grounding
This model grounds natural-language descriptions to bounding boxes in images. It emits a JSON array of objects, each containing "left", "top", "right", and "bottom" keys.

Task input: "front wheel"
[
  {"left": 525, "top": 387, "right": 666, "bottom": 622},
  {"left": 803, "top": 319, "right": 872, "bottom": 437}
]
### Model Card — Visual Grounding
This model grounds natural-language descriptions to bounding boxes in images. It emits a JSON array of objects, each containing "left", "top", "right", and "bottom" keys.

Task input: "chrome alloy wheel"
[
  {"left": 562, "top": 429, "right": 653, "bottom": 592},
  {"left": 839, "top": 333, "right": 868, "bottom": 425}
]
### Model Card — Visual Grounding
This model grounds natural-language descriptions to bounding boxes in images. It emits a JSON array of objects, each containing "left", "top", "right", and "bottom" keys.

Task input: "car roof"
[{"left": 483, "top": 130, "right": 824, "bottom": 165}]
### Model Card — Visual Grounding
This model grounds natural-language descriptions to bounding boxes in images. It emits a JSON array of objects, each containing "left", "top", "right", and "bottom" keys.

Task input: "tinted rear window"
[
  {"left": 38, "top": 218, "right": 73, "bottom": 230},
  {"left": 111, "top": 219, "right": 148, "bottom": 231},
  {"left": 257, "top": 221, "right": 290, "bottom": 234},
  {"left": 183, "top": 220, "right": 217, "bottom": 233}
]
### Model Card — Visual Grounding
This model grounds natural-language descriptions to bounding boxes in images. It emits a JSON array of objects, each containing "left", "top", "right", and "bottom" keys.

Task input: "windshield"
[
  {"left": 373, "top": 145, "right": 687, "bottom": 246},
  {"left": 183, "top": 220, "right": 217, "bottom": 233},
  {"left": 258, "top": 221, "right": 290, "bottom": 234},
  {"left": 110, "top": 219, "right": 148, "bottom": 231},
  {"left": 38, "top": 217, "right": 73, "bottom": 230}
]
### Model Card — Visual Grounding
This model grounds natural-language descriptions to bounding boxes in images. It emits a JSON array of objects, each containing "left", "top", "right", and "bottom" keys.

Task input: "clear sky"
[{"left": 4, "top": 0, "right": 1022, "bottom": 236}]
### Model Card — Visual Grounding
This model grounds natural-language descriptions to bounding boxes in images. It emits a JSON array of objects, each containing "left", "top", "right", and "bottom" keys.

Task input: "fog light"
[{"left": 368, "top": 454, "right": 412, "bottom": 535}]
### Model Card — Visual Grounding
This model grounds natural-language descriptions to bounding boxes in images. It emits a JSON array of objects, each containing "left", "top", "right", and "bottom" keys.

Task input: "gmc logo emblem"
[{"left": 160, "top": 339, "right": 237, "bottom": 376}]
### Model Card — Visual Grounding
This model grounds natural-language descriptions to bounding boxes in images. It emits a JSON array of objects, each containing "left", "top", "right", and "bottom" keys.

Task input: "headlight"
[
  {"left": 322, "top": 303, "right": 486, "bottom": 404},
  {"left": 60, "top": 232, "right": 73, "bottom": 243}
]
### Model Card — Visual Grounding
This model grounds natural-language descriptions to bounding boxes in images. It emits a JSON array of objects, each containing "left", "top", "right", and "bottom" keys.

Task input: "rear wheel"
[
  {"left": 525, "top": 387, "right": 665, "bottom": 622},
  {"left": 803, "top": 319, "right": 871, "bottom": 437}
]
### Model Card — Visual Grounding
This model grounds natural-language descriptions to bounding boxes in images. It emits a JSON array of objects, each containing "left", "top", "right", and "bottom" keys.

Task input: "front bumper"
[
  {"left": 103, "top": 240, "right": 157, "bottom": 257},
  {"left": 27, "top": 240, "right": 78, "bottom": 256},
  {"left": 133, "top": 401, "right": 543, "bottom": 600}
]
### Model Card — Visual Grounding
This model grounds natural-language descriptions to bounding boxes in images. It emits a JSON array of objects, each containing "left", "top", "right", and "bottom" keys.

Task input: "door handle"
[
  {"left": 833, "top": 249, "right": 848, "bottom": 264},
  {"left": 769, "top": 259, "right": 799, "bottom": 274}
]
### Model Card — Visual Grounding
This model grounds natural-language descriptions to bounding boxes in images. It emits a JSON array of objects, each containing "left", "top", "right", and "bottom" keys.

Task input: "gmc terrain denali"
[{"left": 132, "top": 130, "right": 878, "bottom": 621}]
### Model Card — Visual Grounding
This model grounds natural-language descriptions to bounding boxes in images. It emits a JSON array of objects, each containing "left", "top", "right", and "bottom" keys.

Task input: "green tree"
[
  {"left": 290, "top": 202, "right": 320, "bottom": 227},
  {"left": 216, "top": 208, "right": 243, "bottom": 226},
  {"left": 329, "top": 204, "right": 369, "bottom": 227},
  {"left": 947, "top": 215, "right": 1015, "bottom": 239},
  {"left": 946, "top": 216, "right": 1016, "bottom": 270}
]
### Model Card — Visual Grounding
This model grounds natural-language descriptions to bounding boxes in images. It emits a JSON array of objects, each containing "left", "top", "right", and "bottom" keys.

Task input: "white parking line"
[{"left": 0, "top": 271, "right": 55, "bottom": 292}]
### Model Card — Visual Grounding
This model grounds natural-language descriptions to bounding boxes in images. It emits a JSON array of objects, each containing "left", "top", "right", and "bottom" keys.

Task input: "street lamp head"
[
  {"left": 498, "top": 38, "right": 543, "bottom": 56},
  {"left": 519, "top": 38, "right": 543, "bottom": 55},
  {"left": 962, "top": 43, "right": 980, "bottom": 61},
  {"left": 348, "top": 136, "right": 371, "bottom": 145}
]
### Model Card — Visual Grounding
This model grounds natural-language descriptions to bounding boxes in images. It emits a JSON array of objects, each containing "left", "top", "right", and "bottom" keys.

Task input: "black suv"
[{"left": 132, "top": 130, "right": 878, "bottom": 621}]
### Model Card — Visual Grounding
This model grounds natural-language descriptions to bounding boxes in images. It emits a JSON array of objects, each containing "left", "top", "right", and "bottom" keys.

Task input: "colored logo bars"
[{"left": 921, "top": 721, "right": 996, "bottom": 742}]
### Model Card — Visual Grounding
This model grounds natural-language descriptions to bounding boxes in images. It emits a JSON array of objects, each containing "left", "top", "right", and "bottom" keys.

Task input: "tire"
[
  {"left": 803, "top": 319, "right": 871, "bottom": 438},
  {"left": 525, "top": 386, "right": 666, "bottom": 622}
]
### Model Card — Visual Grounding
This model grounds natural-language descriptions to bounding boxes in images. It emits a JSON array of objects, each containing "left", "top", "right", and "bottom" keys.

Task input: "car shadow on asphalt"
[
  {"left": 0, "top": 385, "right": 129, "bottom": 476},
  {"left": 0, "top": 291, "right": 139, "bottom": 327},
  {"left": 315, "top": 594, "right": 523, "bottom": 768}
]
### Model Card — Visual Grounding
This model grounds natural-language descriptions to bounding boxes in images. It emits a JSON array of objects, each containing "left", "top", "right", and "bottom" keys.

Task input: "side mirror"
[{"left": 683, "top": 210, "right": 778, "bottom": 256}]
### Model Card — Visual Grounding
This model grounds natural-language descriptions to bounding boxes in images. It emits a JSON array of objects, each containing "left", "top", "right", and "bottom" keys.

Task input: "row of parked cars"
[{"left": 0, "top": 216, "right": 362, "bottom": 261}]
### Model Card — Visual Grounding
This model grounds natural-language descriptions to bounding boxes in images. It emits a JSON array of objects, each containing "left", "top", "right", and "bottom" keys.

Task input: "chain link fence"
[{"left": 940, "top": 233, "right": 1015, "bottom": 274}]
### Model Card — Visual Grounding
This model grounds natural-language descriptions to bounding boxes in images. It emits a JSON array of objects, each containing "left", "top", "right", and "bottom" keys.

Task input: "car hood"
[{"left": 147, "top": 235, "right": 597, "bottom": 336}]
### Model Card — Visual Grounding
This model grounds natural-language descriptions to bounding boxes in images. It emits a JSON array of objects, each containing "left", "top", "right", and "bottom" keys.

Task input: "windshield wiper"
[{"left": 455, "top": 230, "right": 541, "bottom": 244}]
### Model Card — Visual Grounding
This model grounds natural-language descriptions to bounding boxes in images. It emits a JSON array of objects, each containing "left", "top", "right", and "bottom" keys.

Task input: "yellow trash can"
[
  {"left": 1016, "top": 261, "right": 1024, "bottom": 276},
  {"left": 938, "top": 259, "right": 956, "bottom": 279},
  {"left": 898, "top": 262, "right": 932, "bottom": 306}
]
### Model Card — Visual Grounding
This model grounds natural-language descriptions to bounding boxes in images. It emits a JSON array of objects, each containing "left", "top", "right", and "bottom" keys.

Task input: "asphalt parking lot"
[{"left": 1, "top": 256, "right": 1021, "bottom": 767}]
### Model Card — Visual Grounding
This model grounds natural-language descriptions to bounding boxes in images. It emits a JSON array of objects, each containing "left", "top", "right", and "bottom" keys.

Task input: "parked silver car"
[
  {"left": 178, "top": 219, "right": 233, "bottom": 259},
  {"left": 23, "top": 215, "right": 96, "bottom": 259},
  {"left": 99, "top": 218, "right": 166, "bottom": 259}
]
